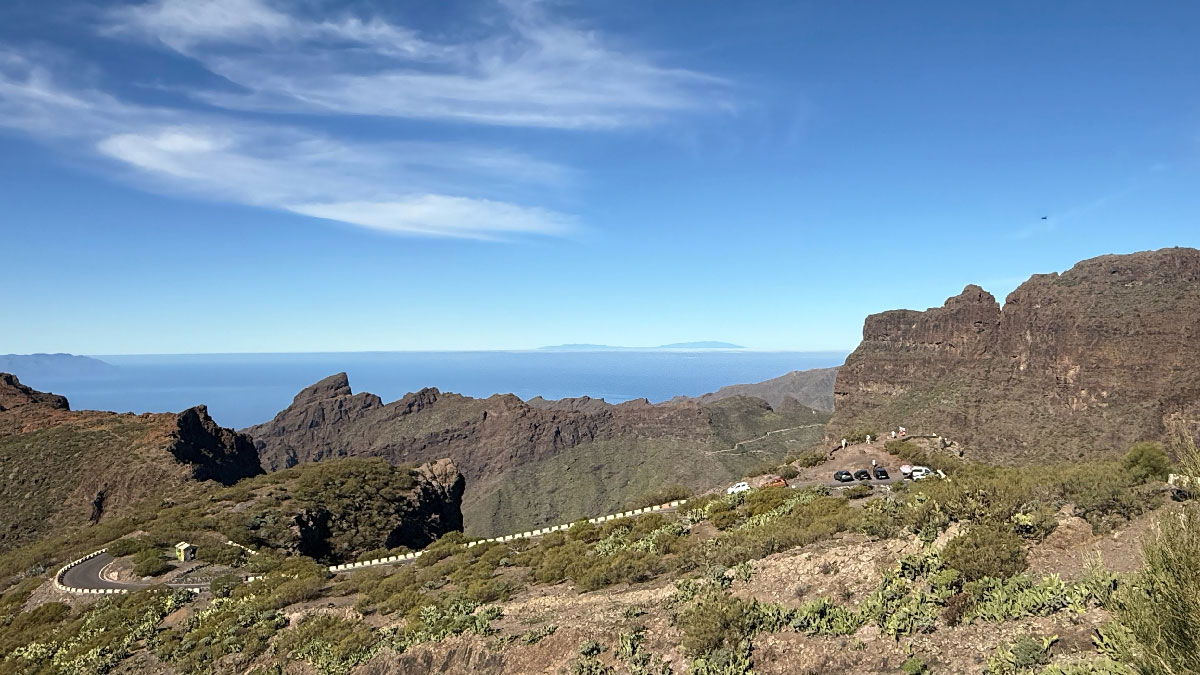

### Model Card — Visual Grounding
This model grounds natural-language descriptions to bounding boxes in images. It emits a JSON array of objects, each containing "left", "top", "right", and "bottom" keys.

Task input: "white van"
[
  {"left": 910, "top": 466, "right": 934, "bottom": 480},
  {"left": 726, "top": 482, "right": 751, "bottom": 495}
]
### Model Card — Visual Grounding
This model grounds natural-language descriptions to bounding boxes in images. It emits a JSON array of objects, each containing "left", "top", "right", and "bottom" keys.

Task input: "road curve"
[
  {"left": 61, "top": 484, "right": 908, "bottom": 595},
  {"left": 60, "top": 552, "right": 212, "bottom": 593}
]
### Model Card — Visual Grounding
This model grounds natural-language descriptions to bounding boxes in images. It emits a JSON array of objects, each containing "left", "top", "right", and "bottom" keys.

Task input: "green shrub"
[
  {"left": 11, "top": 588, "right": 192, "bottom": 673},
  {"left": 106, "top": 537, "right": 151, "bottom": 558},
  {"left": 131, "top": 549, "right": 170, "bottom": 577},
  {"left": 1121, "top": 442, "right": 1171, "bottom": 482},
  {"left": 1106, "top": 497, "right": 1200, "bottom": 674},
  {"left": 859, "top": 498, "right": 904, "bottom": 539},
  {"left": 570, "top": 639, "right": 614, "bottom": 675},
  {"left": 574, "top": 550, "right": 664, "bottom": 592},
  {"left": 942, "top": 525, "right": 1027, "bottom": 581},
  {"left": 709, "top": 510, "right": 739, "bottom": 530},
  {"left": 843, "top": 427, "right": 877, "bottom": 444},
  {"left": 209, "top": 573, "right": 242, "bottom": 598},
  {"left": 625, "top": 486, "right": 692, "bottom": 510},
  {"left": 391, "top": 599, "right": 502, "bottom": 650},
  {"left": 156, "top": 560, "right": 329, "bottom": 672},
  {"left": 788, "top": 450, "right": 827, "bottom": 468},
  {"left": 986, "top": 634, "right": 1057, "bottom": 674},
  {"left": 777, "top": 465, "right": 799, "bottom": 480},
  {"left": 690, "top": 640, "right": 754, "bottom": 675},
  {"left": 278, "top": 614, "right": 380, "bottom": 675},
  {"left": 843, "top": 485, "right": 872, "bottom": 499},
  {"left": 961, "top": 573, "right": 1109, "bottom": 624},
  {"left": 677, "top": 593, "right": 755, "bottom": 656},
  {"left": 196, "top": 541, "right": 247, "bottom": 567},
  {"left": 900, "top": 657, "right": 929, "bottom": 675}
]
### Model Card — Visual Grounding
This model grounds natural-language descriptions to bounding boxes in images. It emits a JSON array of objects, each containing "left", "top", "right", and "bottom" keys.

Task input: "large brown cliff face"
[
  {"left": 244, "top": 374, "right": 823, "bottom": 536},
  {"left": 830, "top": 247, "right": 1200, "bottom": 461},
  {"left": 0, "top": 374, "right": 263, "bottom": 552},
  {"left": 245, "top": 373, "right": 714, "bottom": 478}
]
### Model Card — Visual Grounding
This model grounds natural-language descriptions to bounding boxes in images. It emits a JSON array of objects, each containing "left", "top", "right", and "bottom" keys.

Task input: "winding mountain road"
[
  {"left": 59, "top": 552, "right": 212, "bottom": 593},
  {"left": 57, "top": 475, "right": 901, "bottom": 594}
]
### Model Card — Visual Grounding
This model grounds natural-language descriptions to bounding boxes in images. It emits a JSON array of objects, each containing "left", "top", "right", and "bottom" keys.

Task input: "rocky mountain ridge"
[
  {"left": 244, "top": 373, "right": 827, "bottom": 536},
  {"left": 829, "top": 247, "right": 1200, "bottom": 460}
]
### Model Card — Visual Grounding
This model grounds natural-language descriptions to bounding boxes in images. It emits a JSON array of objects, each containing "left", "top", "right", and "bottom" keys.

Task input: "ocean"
[{"left": 14, "top": 351, "right": 847, "bottom": 429}]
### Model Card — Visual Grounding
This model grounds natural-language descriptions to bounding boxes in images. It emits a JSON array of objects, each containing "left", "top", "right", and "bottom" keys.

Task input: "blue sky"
[{"left": 2, "top": 0, "right": 1198, "bottom": 354}]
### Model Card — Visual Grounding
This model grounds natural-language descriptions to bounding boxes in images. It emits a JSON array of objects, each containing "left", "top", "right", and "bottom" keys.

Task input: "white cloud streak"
[
  {"left": 0, "top": 0, "right": 727, "bottom": 238},
  {"left": 0, "top": 50, "right": 575, "bottom": 239},
  {"left": 106, "top": 0, "right": 728, "bottom": 128}
]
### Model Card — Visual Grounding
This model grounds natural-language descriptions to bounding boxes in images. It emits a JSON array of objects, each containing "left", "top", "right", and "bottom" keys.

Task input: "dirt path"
[{"left": 705, "top": 423, "right": 826, "bottom": 456}]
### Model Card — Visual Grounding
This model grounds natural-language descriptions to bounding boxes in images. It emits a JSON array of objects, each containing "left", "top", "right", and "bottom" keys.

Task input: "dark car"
[
  {"left": 833, "top": 470, "right": 854, "bottom": 482},
  {"left": 874, "top": 467, "right": 890, "bottom": 480},
  {"left": 853, "top": 469, "right": 872, "bottom": 481}
]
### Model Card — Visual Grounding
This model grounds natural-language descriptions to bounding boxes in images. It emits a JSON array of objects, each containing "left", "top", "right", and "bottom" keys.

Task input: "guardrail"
[
  {"left": 327, "top": 500, "right": 688, "bottom": 573},
  {"left": 54, "top": 548, "right": 128, "bottom": 596},
  {"left": 56, "top": 500, "right": 691, "bottom": 593}
]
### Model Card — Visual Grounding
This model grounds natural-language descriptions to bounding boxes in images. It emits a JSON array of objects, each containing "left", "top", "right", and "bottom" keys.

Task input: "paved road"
[
  {"left": 60, "top": 479, "right": 901, "bottom": 594},
  {"left": 61, "top": 552, "right": 212, "bottom": 592},
  {"left": 61, "top": 553, "right": 132, "bottom": 591}
]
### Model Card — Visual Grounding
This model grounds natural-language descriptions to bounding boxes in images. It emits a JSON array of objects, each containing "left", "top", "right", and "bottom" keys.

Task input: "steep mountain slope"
[
  {"left": 673, "top": 366, "right": 840, "bottom": 411},
  {"left": 244, "top": 374, "right": 828, "bottom": 535},
  {"left": 0, "top": 373, "right": 263, "bottom": 553},
  {"left": 829, "top": 247, "right": 1200, "bottom": 461}
]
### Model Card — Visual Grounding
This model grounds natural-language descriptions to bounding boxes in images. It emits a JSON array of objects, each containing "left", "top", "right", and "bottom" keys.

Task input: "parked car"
[
  {"left": 853, "top": 469, "right": 872, "bottom": 481},
  {"left": 833, "top": 470, "right": 854, "bottom": 482},
  {"left": 763, "top": 476, "right": 789, "bottom": 489},
  {"left": 873, "top": 467, "right": 890, "bottom": 480},
  {"left": 900, "top": 464, "right": 913, "bottom": 477},
  {"left": 910, "top": 466, "right": 934, "bottom": 480},
  {"left": 726, "top": 481, "right": 751, "bottom": 495}
]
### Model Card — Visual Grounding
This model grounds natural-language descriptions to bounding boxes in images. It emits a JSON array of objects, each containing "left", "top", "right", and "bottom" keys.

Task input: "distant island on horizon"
[
  {"left": 0, "top": 353, "right": 115, "bottom": 379},
  {"left": 538, "top": 341, "right": 745, "bottom": 351}
]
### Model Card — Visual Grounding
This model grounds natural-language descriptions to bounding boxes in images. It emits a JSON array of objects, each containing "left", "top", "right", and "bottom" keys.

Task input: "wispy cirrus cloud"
[
  {"left": 0, "top": 50, "right": 575, "bottom": 239},
  {"left": 0, "top": 0, "right": 728, "bottom": 239},
  {"left": 105, "top": 0, "right": 729, "bottom": 128}
]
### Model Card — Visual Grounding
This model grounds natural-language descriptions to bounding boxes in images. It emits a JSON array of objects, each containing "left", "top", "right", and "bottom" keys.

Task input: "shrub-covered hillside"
[
  {"left": 0, "top": 374, "right": 262, "bottom": 555},
  {"left": 0, "top": 434, "right": 1193, "bottom": 674}
]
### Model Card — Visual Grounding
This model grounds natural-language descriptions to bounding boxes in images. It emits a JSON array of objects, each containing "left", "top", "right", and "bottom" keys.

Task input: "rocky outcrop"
[
  {"left": 0, "top": 376, "right": 262, "bottom": 552},
  {"left": 244, "top": 376, "right": 823, "bottom": 536},
  {"left": 245, "top": 375, "right": 715, "bottom": 477},
  {"left": 242, "top": 458, "right": 465, "bottom": 562},
  {"left": 168, "top": 406, "right": 264, "bottom": 484},
  {"left": 830, "top": 247, "right": 1200, "bottom": 461},
  {"left": 0, "top": 372, "right": 69, "bottom": 411},
  {"left": 400, "top": 458, "right": 466, "bottom": 548}
]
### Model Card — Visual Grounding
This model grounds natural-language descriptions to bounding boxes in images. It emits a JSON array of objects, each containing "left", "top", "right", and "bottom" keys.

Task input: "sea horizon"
[{"left": 12, "top": 350, "right": 849, "bottom": 430}]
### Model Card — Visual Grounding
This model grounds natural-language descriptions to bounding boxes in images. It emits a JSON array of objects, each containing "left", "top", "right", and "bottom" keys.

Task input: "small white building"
[{"left": 175, "top": 541, "right": 197, "bottom": 562}]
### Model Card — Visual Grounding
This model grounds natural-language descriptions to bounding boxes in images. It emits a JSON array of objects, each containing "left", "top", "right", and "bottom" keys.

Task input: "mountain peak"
[{"left": 292, "top": 372, "right": 353, "bottom": 405}]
